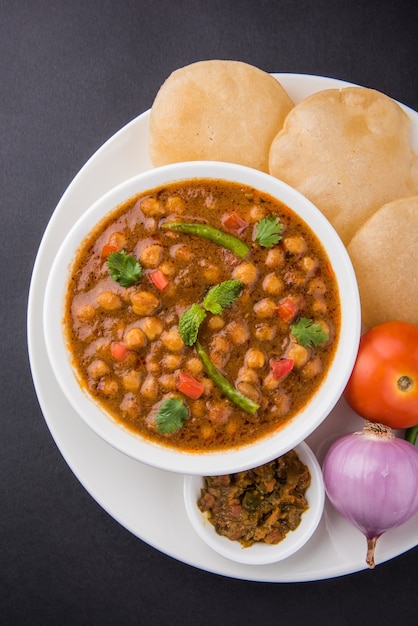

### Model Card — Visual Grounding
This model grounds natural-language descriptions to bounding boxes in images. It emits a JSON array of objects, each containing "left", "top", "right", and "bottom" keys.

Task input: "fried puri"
[
  {"left": 269, "top": 87, "right": 418, "bottom": 245},
  {"left": 149, "top": 60, "right": 294, "bottom": 173},
  {"left": 347, "top": 196, "right": 418, "bottom": 328}
]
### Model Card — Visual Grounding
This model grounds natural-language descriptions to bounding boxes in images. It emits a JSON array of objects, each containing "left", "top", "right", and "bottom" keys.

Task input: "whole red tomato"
[{"left": 344, "top": 321, "right": 418, "bottom": 429}]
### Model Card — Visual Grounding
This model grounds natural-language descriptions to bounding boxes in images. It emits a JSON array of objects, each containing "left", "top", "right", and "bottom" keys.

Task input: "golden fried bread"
[
  {"left": 347, "top": 196, "right": 418, "bottom": 327},
  {"left": 149, "top": 60, "right": 294, "bottom": 172},
  {"left": 269, "top": 87, "right": 418, "bottom": 244}
]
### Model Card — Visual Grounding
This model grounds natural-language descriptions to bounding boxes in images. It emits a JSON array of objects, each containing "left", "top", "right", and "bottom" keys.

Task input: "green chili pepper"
[
  {"left": 195, "top": 341, "right": 260, "bottom": 414},
  {"left": 405, "top": 425, "right": 418, "bottom": 446},
  {"left": 160, "top": 221, "right": 250, "bottom": 259}
]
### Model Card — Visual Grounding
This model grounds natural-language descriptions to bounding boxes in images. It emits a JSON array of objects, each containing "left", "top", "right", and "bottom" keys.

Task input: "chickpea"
[
  {"left": 244, "top": 348, "right": 266, "bottom": 369},
  {"left": 165, "top": 195, "right": 185, "bottom": 214},
  {"left": 158, "top": 374, "right": 177, "bottom": 392},
  {"left": 140, "top": 196, "right": 165, "bottom": 217},
  {"left": 236, "top": 381, "right": 260, "bottom": 403},
  {"left": 76, "top": 303, "right": 96, "bottom": 321},
  {"left": 87, "top": 338, "right": 110, "bottom": 358},
  {"left": 97, "top": 291, "right": 122, "bottom": 311},
  {"left": 170, "top": 244, "right": 194, "bottom": 263},
  {"left": 225, "top": 420, "right": 238, "bottom": 436},
  {"left": 287, "top": 343, "right": 310, "bottom": 368},
  {"left": 308, "top": 277, "right": 327, "bottom": 297},
  {"left": 269, "top": 391, "right": 291, "bottom": 418},
  {"left": 254, "top": 323, "right": 277, "bottom": 342},
  {"left": 207, "top": 315, "right": 225, "bottom": 331},
  {"left": 232, "top": 261, "right": 258, "bottom": 285},
  {"left": 108, "top": 231, "right": 127, "bottom": 249},
  {"left": 262, "top": 272, "right": 284, "bottom": 296},
  {"left": 312, "top": 298, "right": 328, "bottom": 314},
  {"left": 263, "top": 372, "right": 280, "bottom": 391},
  {"left": 284, "top": 269, "right": 305, "bottom": 287},
  {"left": 124, "top": 327, "right": 147, "bottom": 350},
  {"left": 162, "top": 353, "right": 183, "bottom": 371},
  {"left": 316, "top": 319, "right": 330, "bottom": 338},
  {"left": 131, "top": 291, "right": 160, "bottom": 316},
  {"left": 200, "top": 424, "right": 215, "bottom": 440},
  {"left": 207, "top": 401, "right": 232, "bottom": 425},
  {"left": 253, "top": 298, "right": 277, "bottom": 319},
  {"left": 161, "top": 329, "right": 184, "bottom": 352},
  {"left": 210, "top": 351, "right": 230, "bottom": 369},
  {"left": 201, "top": 377, "right": 214, "bottom": 396},
  {"left": 140, "top": 375, "right": 159, "bottom": 400},
  {"left": 145, "top": 354, "right": 160, "bottom": 376},
  {"left": 202, "top": 264, "right": 221, "bottom": 283},
  {"left": 120, "top": 393, "right": 140, "bottom": 419},
  {"left": 87, "top": 359, "right": 110, "bottom": 379},
  {"left": 246, "top": 204, "right": 267, "bottom": 223},
  {"left": 190, "top": 399, "right": 206, "bottom": 418},
  {"left": 302, "top": 356, "right": 323, "bottom": 379},
  {"left": 300, "top": 256, "right": 319, "bottom": 276},
  {"left": 98, "top": 378, "right": 119, "bottom": 396},
  {"left": 122, "top": 370, "right": 142, "bottom": 392},
  {"left": 144, "top": 217, "right": 156, "bottom": 233},
  {"left": 265, "top": 248, "right": 284, "bottom": 269},
  {"left": 159, "top": 259, "right": 176, "bottom": 277},
  {"left": 283, "top": 236, "right": 307, "bottom": 256},
  {"left": 185, "top": 357, "right": 204, "bottom": 377},
  {"left": 210, "top": 335, "right": 230, "bottom": 353},
  {"left": 139, "top": 243, "right": 164, "bottom": 267},
  {"left": 161, "top": 282, "right": 177, "bottom": 298},
  {"left": 142, "top": 316, "right": 164, "bottom": 340},
  {"left": 237, "top": 366, "right": 259, "bottom": 384},
  {"left": 225, "top": 321, "right": 249, "bottom": 345}
]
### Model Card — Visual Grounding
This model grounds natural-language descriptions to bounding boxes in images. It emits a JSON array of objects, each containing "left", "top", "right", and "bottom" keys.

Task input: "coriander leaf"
[
  {"left": 203, "top": 280, "right": 244, "bottom": 315},
  {"left": 254, "top": 215, "right": 283, "bottom": 248},
  {"left": 106, "top": 250, "right": 142, "bottom": 287},
  {"left": 179, "top": 303, "right": 207, "bottom": 346},
  {"left": 291, "top": 317, "right": 329, "bottom": 347},
  {"left": 155, "top": 397, "right": 188, "bottom": 434}
]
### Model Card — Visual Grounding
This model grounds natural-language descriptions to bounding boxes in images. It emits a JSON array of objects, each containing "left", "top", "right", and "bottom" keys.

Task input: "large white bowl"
[
  {"left": 183, "top": 442, "right": 325, "bottom": 565},
  {"left": 43, "top": 161, "right": 361, "bottom": 475}
]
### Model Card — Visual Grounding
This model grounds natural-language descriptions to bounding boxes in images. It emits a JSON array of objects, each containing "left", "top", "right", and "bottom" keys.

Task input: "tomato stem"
[{"left": 398, "top": 375, "right": 414, "bottom": 393}]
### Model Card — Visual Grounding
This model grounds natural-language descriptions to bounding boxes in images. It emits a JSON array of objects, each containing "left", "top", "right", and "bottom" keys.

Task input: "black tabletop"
[{"left": 2, "top": 1, "right": 417, "bottom": 624}]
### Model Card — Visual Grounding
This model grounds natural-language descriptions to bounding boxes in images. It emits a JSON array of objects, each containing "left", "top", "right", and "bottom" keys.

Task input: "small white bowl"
[
  {"left": 43, "top": 160, "right": 360, "bottom": 475},
  {"left": 183, "top": 442, "right": 325, "bottom": 565}
]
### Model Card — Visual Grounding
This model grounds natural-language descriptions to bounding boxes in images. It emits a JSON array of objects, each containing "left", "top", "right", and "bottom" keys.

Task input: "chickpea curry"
[{"left": 65, "top": 178, "right": 340, "bottom": 452}]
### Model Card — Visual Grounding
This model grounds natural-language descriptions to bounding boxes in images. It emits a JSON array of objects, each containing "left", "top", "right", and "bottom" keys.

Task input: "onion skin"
[{"left": 322, "top": 422, "right": 418, "bottom": 569}]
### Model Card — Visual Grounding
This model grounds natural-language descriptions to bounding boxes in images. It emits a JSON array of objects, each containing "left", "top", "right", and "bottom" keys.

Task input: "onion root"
[{"left": 366, "top": 537, "right": 378, "bottom": 569}]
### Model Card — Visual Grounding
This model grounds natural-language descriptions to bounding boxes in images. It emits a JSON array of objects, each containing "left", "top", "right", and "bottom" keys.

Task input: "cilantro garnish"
[
  {"left": 106, "top": 250, "right": 142, "bottom": 287},
  {"left": 254, "top": 215, "right": 283, "bottom": 248},
  {"left": 202, "top": 279, "right": 244, "bottom": 315},
  {"left": 155, "top": 397, "right": 188, "bottom": 434},
  {"left": 179, "top": 280, "right": 244, "bottom": 346},
  {"left": 179, "top": 303, "right": 207, "bottom": 347},
  {"left": 291, "top": 317, "right": 329, "bottom": 347}
]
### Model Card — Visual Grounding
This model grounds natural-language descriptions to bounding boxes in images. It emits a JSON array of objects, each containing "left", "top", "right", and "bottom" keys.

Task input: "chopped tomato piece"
[
  {"left": 221, "top": 211, "right": 248, "bottom": 234},
  {"left": 101, "top": 243, "right": 119, "bottom": 258},
  {"left": 276, "top": 297, "right": 298, "bottom": 322},
  {"left": 270, "top": 358, "right": 294, "bottom": 381},
  {"left": 149, "top": 269, "right": 169, "bottom": 291},
  {"left": 177, "top": 371, "right": 205, "bottom": 399},
  {"left": 110, "top": 342, "right": 129, "bottom": 361}
]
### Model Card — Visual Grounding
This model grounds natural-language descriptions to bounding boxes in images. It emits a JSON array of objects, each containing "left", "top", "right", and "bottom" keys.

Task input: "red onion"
[{"left": 322, "top": 422, "right": 418, "bottom": 568}]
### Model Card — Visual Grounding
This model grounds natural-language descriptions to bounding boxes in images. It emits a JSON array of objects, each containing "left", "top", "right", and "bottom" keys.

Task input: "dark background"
[{"left": 1, "top": 1, "right": 417, "bottom": 624}]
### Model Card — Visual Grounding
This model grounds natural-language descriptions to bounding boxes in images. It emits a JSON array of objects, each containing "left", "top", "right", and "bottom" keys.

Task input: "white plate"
[{"left": 27, "top": 73, "right": 418, "bottom": 582}]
